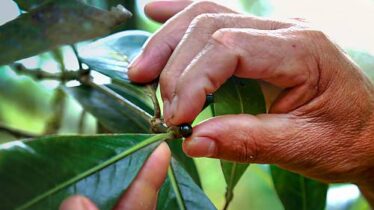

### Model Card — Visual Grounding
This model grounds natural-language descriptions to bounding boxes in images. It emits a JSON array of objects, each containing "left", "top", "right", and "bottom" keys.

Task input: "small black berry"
[{"left": 179, "top": 124, "right": 193, "bottom": 138}]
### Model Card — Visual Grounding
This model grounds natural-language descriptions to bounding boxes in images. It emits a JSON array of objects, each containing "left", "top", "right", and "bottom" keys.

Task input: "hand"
[
  {"left": 129, "top": 0, "right": 374, "bottom": 202},
  {"left": 59, "top": 143, "right": 171, "bottom": 210}
]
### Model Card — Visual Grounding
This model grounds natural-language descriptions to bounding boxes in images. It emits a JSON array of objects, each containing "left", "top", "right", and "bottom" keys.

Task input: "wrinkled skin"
[{"left": 128, "top": 0, "right": 374, "bottom": 206}]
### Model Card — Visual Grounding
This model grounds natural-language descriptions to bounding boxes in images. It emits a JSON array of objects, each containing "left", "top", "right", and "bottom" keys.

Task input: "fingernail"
[
  {"left": 163, "top": 100, "right": 171, "bottom": 122},
  {"left": 185, "top": 137, "right": 216, "bottom": 157},
  {"left": 168, "top": 96, "right": 178, "bottom": 121},
  {"left": 128, "top": 53, "right": 142, "bottom": 70}
]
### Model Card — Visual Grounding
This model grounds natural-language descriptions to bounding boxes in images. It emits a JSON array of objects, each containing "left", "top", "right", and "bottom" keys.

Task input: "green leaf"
[
  {"left": 78, "top": 30, "right": 150, "bottom": 82},
  {"left": 67, "top": 84, "right": 152, "bottom": 133},
  {"left": 271, "top": 166, "right": 328, "bottom": 210},
  {"left": 157, "top": 158, "right": 216, "bottom": 210},
  {"left": 213, "top": 77, "right": 266, "bottom": 209},
  {"left": 77, "top": 30, "right": 153, "bottom": 114},
  {"left": 0, "top": 0, "right": 131, "bottom": 66},
  {"left": 14, "top": 0, "right": 47, "bottom": 11},
  {"left": 0, "top": 133, "right": 170, "bottom": 210}
]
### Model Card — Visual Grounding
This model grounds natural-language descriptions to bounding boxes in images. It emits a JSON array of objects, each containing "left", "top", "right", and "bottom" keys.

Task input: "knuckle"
[
  {"left": 190, "top": 13, "right": 217, "bottom": 28},
  {"left": 188, "top": 1, "right": 221, "bottom": 14}
]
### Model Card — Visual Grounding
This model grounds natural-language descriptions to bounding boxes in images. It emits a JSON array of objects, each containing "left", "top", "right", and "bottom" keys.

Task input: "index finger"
[{"left": 128, "top": 1, "right": 235, "bottom": 83}]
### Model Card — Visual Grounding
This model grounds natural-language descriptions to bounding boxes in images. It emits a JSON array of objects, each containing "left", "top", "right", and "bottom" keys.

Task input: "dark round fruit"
[{"left": 179, "top": 124, "right": 193, "bottom": 138}]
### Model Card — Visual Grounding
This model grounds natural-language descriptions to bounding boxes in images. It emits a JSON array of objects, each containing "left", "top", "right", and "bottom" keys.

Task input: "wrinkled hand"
[{"left": 59, "top": 143, "right": 171, "bottom": 210}]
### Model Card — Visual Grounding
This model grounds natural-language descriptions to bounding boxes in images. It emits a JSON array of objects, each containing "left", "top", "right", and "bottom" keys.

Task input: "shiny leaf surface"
[
  {"left": 78, "top": 30, "right": 150, "bottom": 82},
  {"left": 271, "top": 166, "right": 328, "bottom": 210},
  {"left": 0, "top": 133, "right": 170, "bottom": 210},
  {"left": 0, "top": 0, "right": 131, "bottom": 65},
  {"left": 213, "top": 77, "right": 266, "bottom": 208},
  {"left": 67, "top": 84, "right": 152, "bottom": 133}
]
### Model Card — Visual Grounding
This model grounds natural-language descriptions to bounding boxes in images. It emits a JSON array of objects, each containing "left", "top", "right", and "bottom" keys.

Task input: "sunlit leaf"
[
  {"left": 271, "top": 166, "right": 328, "bottom": 210},
  {"left": 213, "top": 77, "right": 266, "bottom": 209},
  {"left": 0, "top": 0, "right": 131, "bottom": 65},
  {"left": 78, "top": 30, "right": 150, "bottom": 81},
  {"left": 0, "top": 133, "right": 170, "bottom": 209}
]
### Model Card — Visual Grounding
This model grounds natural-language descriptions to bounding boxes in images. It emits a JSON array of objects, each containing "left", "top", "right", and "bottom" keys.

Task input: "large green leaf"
[
  {"left": 0, "top": 0, "right": 131, "bottom": 66},
  {"left": 212, "top": 77, "right": 266, "bottom": 209},
  {"left": 0, "top": 133, "right": 170, "bottom": 210},
  {"left": 271, "top": 166, "right": 328, "bottom": 210},
  {"left": 67, "top": 84, "right": 152, "bottom": 133}
]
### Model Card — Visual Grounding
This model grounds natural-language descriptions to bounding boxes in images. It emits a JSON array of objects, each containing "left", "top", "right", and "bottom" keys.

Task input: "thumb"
[
  {"left": 183, "top": 114, "right": 300, "bottom": 164},
  {"left": 144, "top": 0, "right": 193, "bottom": 23}
]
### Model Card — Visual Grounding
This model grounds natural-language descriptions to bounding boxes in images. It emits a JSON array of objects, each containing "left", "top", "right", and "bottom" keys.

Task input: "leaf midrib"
[{"left": 17, "top": 133, "right": 172, "bottom": 210}]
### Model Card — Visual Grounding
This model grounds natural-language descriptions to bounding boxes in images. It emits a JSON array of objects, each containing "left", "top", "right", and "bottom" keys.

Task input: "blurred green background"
[{"left": 0, "top": 0, "right": 373, "bottom": 209}]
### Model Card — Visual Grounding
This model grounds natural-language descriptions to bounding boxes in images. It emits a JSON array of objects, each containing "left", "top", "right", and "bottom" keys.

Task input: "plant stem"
[
  {"left": 82, "top": 79, "right": 152, "bottom": 123},
  {"left": 78, "top": 110, "right": 87, "bottom": 134},
  {"left": 11, "top": 63, "right": 88, "bottom": 81},
  {"left": 0, "top": 123, "right": 37, "bottom": 138}
]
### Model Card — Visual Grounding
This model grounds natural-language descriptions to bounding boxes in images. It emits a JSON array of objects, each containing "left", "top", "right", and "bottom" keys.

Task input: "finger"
[
  {"left": 166, "top": 28, "right": 319, "bottom": 125},
  {"left": 128, "top": 1, "right": 235, "bottom": 83},
  {"left": 144, "top": 0, "right": 193, "bottom": 23},
  {"left": 159, "top": 14, "right": 293, "bottom": 122},
  {"left": 113, "top": 142, "right": 171, "bottom": 210},
  {"left": 59, "top": 195, "right": 98, "bottom": 210},
  {"left": 182, "top": 114, "right": 301, "bottom": 165}
]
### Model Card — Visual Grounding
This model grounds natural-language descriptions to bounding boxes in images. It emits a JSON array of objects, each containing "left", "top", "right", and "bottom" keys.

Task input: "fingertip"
[
  {"left": 144, "top": 1, "right": 193, "bottom": 23},
  {"left": 59, "top": 195, "right": 98, "bottom": 210}
]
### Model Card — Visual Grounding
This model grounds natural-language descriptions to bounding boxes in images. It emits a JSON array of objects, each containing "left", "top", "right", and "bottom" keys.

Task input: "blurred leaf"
[
  {"left": 347, "top": 49, "right": 374, "bottom": 81},
  {"left": 0, "top": 66, "right": 53, "bottom": 133},
  {"left": 0, "top": 0, "right": 132, "bottom": 65},
  {"left": 14, "top": 0, "right": 47, "bottom": 11},
  {"left": 271, "top": 166, "right": 328, "bottom": 210},
  {"left": 240, "top": 0, "right": 272, "bottom": 16},
  {"left": 0, "top": 133, "right": 169, "bottom": 209},
  {"left": 213, "top": 77, "right": 266, "bottom": 209},
  {"left": 68, "top": 84, "right": 152, "bottom": 133}
]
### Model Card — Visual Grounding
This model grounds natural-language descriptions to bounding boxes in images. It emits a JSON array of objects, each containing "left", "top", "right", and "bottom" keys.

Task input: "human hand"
[
  {"left": 59, "top": 142, "right": 171, "bottom": 210},
  {"left": 129, "top": 0, "right": 374, "bottom": 204}
]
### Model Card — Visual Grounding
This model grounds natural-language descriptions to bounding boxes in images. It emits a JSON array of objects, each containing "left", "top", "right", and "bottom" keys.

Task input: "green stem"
[{"left": 17, "top": 132, "right": 173, "bottom": 210}]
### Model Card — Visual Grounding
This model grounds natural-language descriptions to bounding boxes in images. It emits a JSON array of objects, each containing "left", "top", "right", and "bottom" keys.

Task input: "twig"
[
  {"left": 0, "top": 123, "right": 37, "bottom": 138},
  {"left": 71, "top": 45, "right": 84, "bottom": 70},
  {"left": 82, "top": 79, "right": 153, "bottom": 123},
  {"left": 145, "top": 81, "right": 169, "bottom": 133},
  {"left": 11, "top": 63, "right": 89, "bottom": 81},
  {"left": 222, "top": 190, "right": 234, "bottom": 210},
  {"left": 78, "top": 110, "right": 87, "bottom": 134}
]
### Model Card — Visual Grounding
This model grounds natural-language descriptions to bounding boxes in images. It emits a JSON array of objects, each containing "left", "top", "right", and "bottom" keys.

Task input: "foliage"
[{"left": 0, "top": 0, "right": 369, "bottom": 209}]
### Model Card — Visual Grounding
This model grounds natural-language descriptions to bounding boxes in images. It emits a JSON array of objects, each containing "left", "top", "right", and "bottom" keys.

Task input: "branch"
[
  {"left": 11, "top": 63, "right": 89, "bottom": 81},
  {"left": 0, "top": 123, "right": 37, "bottom": 138}
]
